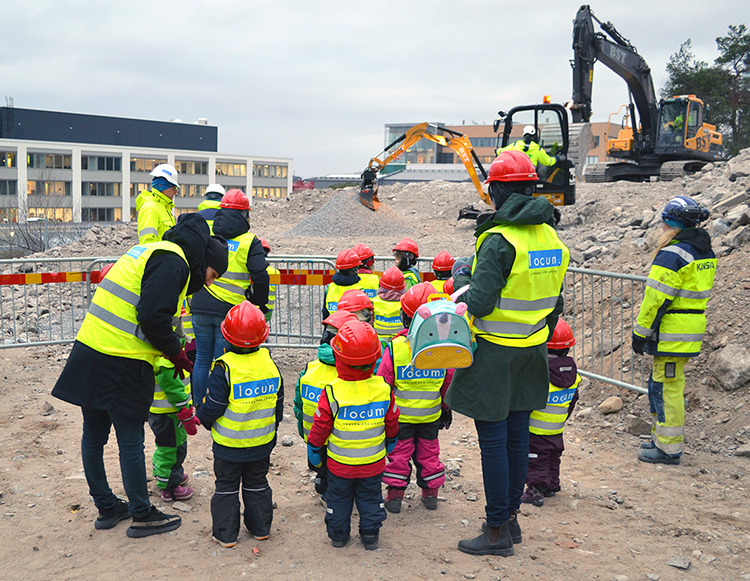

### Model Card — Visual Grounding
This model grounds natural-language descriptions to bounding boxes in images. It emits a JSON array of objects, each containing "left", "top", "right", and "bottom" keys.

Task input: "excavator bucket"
[{"left": 359, "top": 185, "right": 381, "bottom": 210}]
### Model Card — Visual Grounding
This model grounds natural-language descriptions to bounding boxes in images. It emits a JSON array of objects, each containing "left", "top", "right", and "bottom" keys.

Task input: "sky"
[{"left": 2, "top": 0, "right": 744, "bottom": 177}]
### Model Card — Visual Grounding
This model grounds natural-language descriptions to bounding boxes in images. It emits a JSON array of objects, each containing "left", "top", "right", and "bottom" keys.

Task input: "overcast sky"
[{"left": 2, "top": 0, "right": 744, "bottom": 177}]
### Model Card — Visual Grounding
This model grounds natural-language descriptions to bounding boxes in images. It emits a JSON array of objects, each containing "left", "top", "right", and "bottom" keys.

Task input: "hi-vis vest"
[
  {"left": 211, "top": 349, "right": 281, "bottom": 448},
  {"left": 373, "top": 296, "right": 404, "bottom": 338},
  {"left": 181, "top": 300, "right": 194, "bottom": 342},
  {"left": 266, "top": 265, "right": 279, "bottom": 320},
  {"left": 150, "top": 356, "right": 192, "bottom": 414},
  {"left": 325, "top": 376, "right": 391, "bottom": 466},
  {"left": 529, "top": 374, "right": 581, "bottom": 435},
  {"left": 298, "top": 360, "right": 339, "bottom": 441},
  {"left": 207, "top": 232, "right": 256, "bottom": 305},
  {"left": 325, "top": 281, "right": 366, "bottom": 313},
  {"left": 403, "top": 268, "right": 421, "bottom": 289},
  {"left": 430, "top": 279, "right": 446, "bottom": 293},
  {"left": 77, "top": 241, "right": 189, "bottom": 365},
  {"left": 470, "top": 223, "right": 569, "bottom": 347},
  {"left": 634, "top": 239, "right": 717, "bottom": 357},
  {"left": 358, "top": 273, "right": 379, "bottom": 299},
  {"left": 391, "top": 336, "right": 444, "bottom": 423},
  {"left": 137, "top": 189, "right": 176, "bottom": 244}
]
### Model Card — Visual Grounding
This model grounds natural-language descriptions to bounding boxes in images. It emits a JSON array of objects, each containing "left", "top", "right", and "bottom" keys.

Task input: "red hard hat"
[
  {"left": 337, "top": 288, "right": 374, "bottom": 313},
  {"left": 443, "top": 277, "right": 455, "bottom": 295},
  {"left": 99, "top": 262, "right": 114, "bottom": 281},
  {"left": 431, "top": 251, "right": 455, "bottom": 272},
  {"left": 352, "top": 243, "right": 375, "bottom": 261},
  {"left": 486, "top": 151, "right": 538, "bottom": 183},
  {"left": 400, "top": 281, "right": 437, "bottom": 318},
  {"left": 260, "top": 238, "right": 270, "bottom": 252},
  {"left": 331, "top": 320, "right": 381, "bottom": 365},
  {"left": 335, "top": 248, "right": 361, "bottom": 270},
  {"left": 221, "top": 301, "right": 269, "bottom": 348},
  {"left": 392, "top": 238, "right": 419, "bottom": 257},
  {"left": 380, "top": 266, "right": 406, "bottom": 291},
  {"left": 322, "top": 309, "right": 358, "bottom": 331},
  {"left": 547, "top": 319, "right": 576, "bottom": 350},
  {"left": 220, "top": 189, "right": 250, "bottom": 210}
]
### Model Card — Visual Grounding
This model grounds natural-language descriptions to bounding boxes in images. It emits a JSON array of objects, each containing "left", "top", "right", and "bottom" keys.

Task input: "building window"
[
  {"left": 216, "top": 162, "right": 246, "bottom": 177},
  {"left": 0, "top": 180, "right": 17, "bottom": 195},
  {"left": 1, "top": 152, "right": 16, "bottom": 167},
  {"left": 0, "top": 208, "right": 18, "bottom": 222},
  {"left": 44, "top": 154, "right": 72, "bottom": 169},
  {"left": 83, "top": 182, "right": 121, "bottom": 196},
  {"left": 82, "top": 208, "right": 117, "bottom": 222},
  {"left": 584, "top": 156, "right": 599, "bottom": 166},
  {"left": 179, "top": 184, "right": 207, "bottom": 198},
  {"left": 130, "top": 158, "right": 167, "bottom": 172},
  {"left": 175, "top": 160, "right": 208, "bottom": 175},
  {"left": 174, "top": 208, "right": 197, "bottom": 218},
  {"left": 82, "top": 156, "right": 122, "bottom": 171},
  {"left": 130, "top": 183, "right": 151, "bottom": 197},
  {"left": 28, "top": 181, "right": 71, "bottom": 196},
  {"left": 28, "top": 207, "right": 73, "bottom": 221}
]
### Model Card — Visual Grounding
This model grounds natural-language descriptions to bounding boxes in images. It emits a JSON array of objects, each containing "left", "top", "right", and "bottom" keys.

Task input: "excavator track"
[
  {"left": 583, "top": 163, "right": 610, "bottom": 183},
  {"left": 659, "top": 160, "right": 706, "bottom": 182}
]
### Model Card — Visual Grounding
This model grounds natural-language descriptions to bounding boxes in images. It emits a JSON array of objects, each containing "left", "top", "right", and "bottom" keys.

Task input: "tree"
[{"left": 716, "top": 25, "right": 750, "bottom": 154}]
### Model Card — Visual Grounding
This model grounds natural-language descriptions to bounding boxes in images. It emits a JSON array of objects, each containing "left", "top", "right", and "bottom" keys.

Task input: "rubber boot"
[
  {"left": 421, "top": 488, "right": 439, "bottom": 510},
  {"left": 384, "top": 487, "right": 404, "bottom": 514}
]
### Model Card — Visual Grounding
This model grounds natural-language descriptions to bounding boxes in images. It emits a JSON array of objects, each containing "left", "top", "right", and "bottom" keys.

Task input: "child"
[
  {"left": 372, "top": 266, "right": 407, "bottom": 344},
  {"left": 323, "top": 248, "right": 367, "bottom": 318},
  {"left": 521, "top": 319, "right": 580, "bottom": 506},
  {"left": 307, "top": 320, "right": 400, "bottom": 550},
  {"left": 196, "top": 301, "right": 284, "bottom": 548},
  {"left": 352, "top": 243, "right": 379, "bottom": 299},
  {"left": 260, "top": 238, "right": 279, "bottom": 323},
  {"left": 429, "top": 251, "right": 454, "bottom": 293},
  {"left": 338, "top": 288, "right": 375, "bottom": 327},
  {"left": 392, "top": 238, "right": 421, "bottom": 288},
  {"left": 377, "top": 282, "right": 453, "bottom": 512},
  {"left": 294, "top": 309, "right": 358, "bottom": 498}
]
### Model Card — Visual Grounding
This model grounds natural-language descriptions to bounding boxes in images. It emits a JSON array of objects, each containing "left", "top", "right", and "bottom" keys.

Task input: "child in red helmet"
[
  {"left": 307, "top": 320, "right": 400, "bottom": 550},
  {"left": 337, "top": 288, "right": 375, "bottom": 327},
  {"left": 521, "top": 319, "right": 580, "bottom": 507},
  {"left": 376, "top": 282, "right": 454, "bottom": 513},
  {"left": 352, "top": 243, "right": 379, "bottom": 298},
  {"left": 392, "top": 238, "right": 421, "bottom": 288},
  {"left": 323, "top": 248, "right": 370, "bottom": 319},
  {"left": 372, "top": 266, "right": 407, "bottom": 345},
  {"left": 430, "top": 251, "right": 454, "bottom": 293},
  {"left": 196, "top": 301, "right": 284, "bottom": 549}
]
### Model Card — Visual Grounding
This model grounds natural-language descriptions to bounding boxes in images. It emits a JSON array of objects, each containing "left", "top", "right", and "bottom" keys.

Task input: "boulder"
[
  {"left": 723, "top": 225, "right": 750, "bottom": 249},
  {"left": 708, "top": 343, "right": 750, "bottom": 391},
  {"left": 598, "top": 396, "right": 624, "bottom": 414},
  {"left": 725, "top": 204, "right": 750, "bottom": 227},
  {"left": 713, "top": 191, "right": 748, "bottom": 214},
  {"left": 627, "top": 416, "right": 652, "bottom": 436},
  {"left": 706, "top": 218, "right": 731, "bottom": 238}
]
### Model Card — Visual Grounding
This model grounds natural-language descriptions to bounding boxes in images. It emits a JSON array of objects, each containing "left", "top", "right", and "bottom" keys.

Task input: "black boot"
[
  {"left": 360, "top": 531, "right": 379, "bottom": 550},
  {"left": 481, "top": 510, "right": 522, "bottom": 544},
  {"left": 458, "top": 520, "right": 514, "bottom": 556}
]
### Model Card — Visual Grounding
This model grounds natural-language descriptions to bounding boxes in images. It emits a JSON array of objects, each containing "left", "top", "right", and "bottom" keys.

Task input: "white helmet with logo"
[
  {"left": 522, "top": 125, "right": 536, "bottom": 137},
  {"left": 150, "top": 164, "right": 180, "bottom": 188},
  {"left": 204, "top": 184, "right": 226, "bottom": 197}
]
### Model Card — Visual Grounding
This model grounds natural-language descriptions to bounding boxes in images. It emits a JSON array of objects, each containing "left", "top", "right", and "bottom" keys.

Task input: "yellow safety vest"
[
  {"left": 373, "top": 296, "right": 404, "bottom": 339},
  {"left": 325, "top": 376, "right": 391, "bottom": 466},
  {"left": 358, "top": 273, "right": 379, "bottom": 299},
  {"left": 197, "top": 199, "right": 221, "bottom": 212},
  {"left": 211, "top": 349, "right": 281, "bottom": 448},
  {"left": 77, "top": 241, "right": 189, "bottom": 365},
  {"left": 150, "top": 356, "right": 192, "bottom": 414},
  {"left": 529, "top": 374, "right": 581, "bottom": 435},
  {"left": 136, "top": 189, "right": 175, "bottom": 243},
  {"left": 325, "top": 281, "right": 367, "bottom": 313},
  {"left": 498, "top": 140, "right": 556, "bottom": 167},
  {"left": 391, "top": 336, "right": 444, "bottom": 423},
  {"left": 403, "top": 269, "right": 421, "bottom": 289},
  {"left": 265, "top": 265, "right": 279, "bottom": 321},
  {"left": 298, "top": 360, "right": 339, "bottom": 441},
  {"left": 207, "top": 232, "right": 256, "bottom": 305},
  {"left": 429, "top": 279, "right": 446, "bottom": 293},
  {"left": 470, "top": 223, "right": 569, "bottom": 347}
]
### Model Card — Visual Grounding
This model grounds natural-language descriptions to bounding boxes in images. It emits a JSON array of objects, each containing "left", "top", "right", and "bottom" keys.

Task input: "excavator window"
[{"left": 686, "top": 102, "right": 702, "bottom": 140}]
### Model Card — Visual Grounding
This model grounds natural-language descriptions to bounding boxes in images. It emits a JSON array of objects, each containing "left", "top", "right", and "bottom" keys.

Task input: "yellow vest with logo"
[
  {"left": 325, "top": 376, "right": 391, "bottom": 466},
  {"left": 266, "top": 265, "right": 279, "bottom": 320},
  {"left": 470, "top": 223, "right": 569, "bottom": 347},
  {"left": 298, "top": 360, "right": 339, "bottom": 441},
  {"left": 207, "top": 232, "right": 256, "bottom": 305},
  {"left": 325, "top": 281, "right": 367, "bottom": 313},
  {"left": 391, "top": 335, "right": 444, "bottom": 423},
  {"left": 77, "top": 241, "right": 189, "bottom": 365},
  {"left": 373, "top": 296, "right": 404, "bottom": 339},
  {"left": 150, "top": 356, "right": 192, "bottom": 414},
  {"left": 358, "top": 273, "right": 379, "bottom": 299},
  {"left": 211, "top": 349, "right": 281, "bottom": 448},
  {"left": 529, "top": 374, "right": 581, "bottom": 435}
]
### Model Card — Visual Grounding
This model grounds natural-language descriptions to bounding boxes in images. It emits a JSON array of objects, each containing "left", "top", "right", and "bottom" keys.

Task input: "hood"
[
  {"left": 212, "top": 208, "right": 250, "bottom": 239},
  {"left": 674, "top": 227, "right": 713, "bottom": 255},
  {"left": 135, "top": 190, "right": 152, "bottom": 212},
  {"left": 163, "top": 213, "right": 210, "bottom": 295},
  {"left": 548, "top": 355, "right": 578, "bottom": 388},
  {"left": 377, "top": 287, "right": 406, "bottom": 301},
  {"left": 332, "top": 272, "right": 360, "bottom": 286},
  {"left": 317, "top": 342, "right": 336, "bottom": 365},
  {"left": 477, "top": 193, "right": 555, "bottom": 236}
]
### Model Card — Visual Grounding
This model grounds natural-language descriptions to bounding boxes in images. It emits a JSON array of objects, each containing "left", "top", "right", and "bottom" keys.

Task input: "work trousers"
[
  {"left": 325, "top": 473, "right": 386, "bottom": 543},
  {"left": 148, "top": 412, "right": 188, "bottom": 491},
  {"left": 383, "top": 420, "right": 445, "bottom": 490},
  {"left": 526, "top": 432, "right": 565, "bottom": 493},
  {"left": 211, "top": 456, "right": 273, "bottom": 544},
  {"left": 648, "top": 356, "right": 688, "bottom": 457}
]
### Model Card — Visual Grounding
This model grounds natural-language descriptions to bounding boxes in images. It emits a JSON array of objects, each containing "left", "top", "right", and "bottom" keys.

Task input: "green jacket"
[
  {"left": 293, "top": 343, "right": 335, "bottom": 438},
  {"left": 445, "top": 194, "right": 564, "bottom": 421},
  {"left": 136, "top": 189, "right": 176, "bottom": 243},
  {"left": 498, "top": 140, "right": 556, "bottom": 167}
]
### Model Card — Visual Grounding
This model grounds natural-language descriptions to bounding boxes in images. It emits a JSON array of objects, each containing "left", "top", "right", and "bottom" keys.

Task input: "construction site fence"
[{"left": 0, "top": 255, "right": 650, "bottom": 394}]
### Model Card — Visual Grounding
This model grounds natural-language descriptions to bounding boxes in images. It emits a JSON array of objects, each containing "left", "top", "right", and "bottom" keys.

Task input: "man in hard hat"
[
  {"left": 497, "top": 126, "right": 562, "bottom": 170},
  {"left": 198, "top": 184, "right": 227, "bottom": 232},
  {"left": 136, "top": 164, "right": 181, "bottom": 244}
]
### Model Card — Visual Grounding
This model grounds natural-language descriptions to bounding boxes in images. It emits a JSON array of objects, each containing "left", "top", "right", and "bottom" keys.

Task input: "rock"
[
  {"left": 713, "top": 191, "right": 747, "bottom": 213},
  {"left": 466, "top": 493, "right": 478, "bottom": 502},
  {"left": 172, "top": 501, "right": 192, "bottom": 512},
  {"left": 598, "top": 396, "right": 624, "bottom": 414},
  {"left": 726, "top": 204, "right": 750, "bottom": 227},
  {"left": 645, "top": 575, "right": 660, "bottom": 581},
  {"left": 464, "top": 575, "right": 476, "bottom": 580},
  {"left": 665, "top": 557, "right": 691, "bottom": 570},
  {"left": 576, "top": 407, "right": 593, "bottom": 420},
  {"left": 281, "top": 435, "right": 294, "bottom": 447},
  {"left": 40, "top": 401, "right": 55, "bottom": 416},
  {"left": 627, "top": 417, "right": 652, "bottom": 436},
  {"left": 614, "top": 575, "right": 630, "bottom": 581},
  {"left": 708, "top": 343, "right": 750, "bottom": 391},
  {"left": 640, "top": 210, "right": 656, "bottom": 229},
  {"left": 583, "top": 245, "right": 605, "bottom": 260},
  {"left": 723, "top": 225, "right": 750, "bottom": 248},
  {"left": 735, "top": 444, "right": 750, "bottom": 457}
]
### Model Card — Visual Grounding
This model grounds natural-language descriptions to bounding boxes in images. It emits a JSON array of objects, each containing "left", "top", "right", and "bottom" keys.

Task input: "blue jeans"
[
  {"left": 81, "top": 407, "right": 150, "bottom": 518},
  {"left": 192, "top": 312, "right": 228, "bottom": 406},
  {"left": 474, "top": 411, "right": 531, "bottom": 526}
]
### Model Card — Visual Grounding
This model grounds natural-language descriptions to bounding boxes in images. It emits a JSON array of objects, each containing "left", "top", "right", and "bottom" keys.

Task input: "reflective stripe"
[
  {"left": 397, "top": 404, "right": 441, "bottom": 417},
  {"left": 303, "top": 412, "right": 314, "bottom": 426},
  {"left": 646, "top": 279, "right": 679, "bottom": 297},
  {"left": 223, "top": 407, "right": 276, "bottom": 423},
  {"left": 655, "top": 440, "right": 683, "bottom": 455},
  {"left": 662, "top": 245, "right": 694, "bottom": 264},
  {"left": 646, "top": 279, "right": 712, "bottom": 300},
  {"left": 331, "top": 425, "right": 385, "bottom": 440},
  {"left": 221, "top": 272, "right": 251, "bottom": 281},
  {"left": 87, "top": 303, "right": 151, "bottom": 344},
  {"left": 327, "top": 441, "right": 385, "bottom": 459},
  {"left": 537, "top": 405, "right": 569, "bottom": 416},
  {"left": 139, "top": 227, "right": 159, "bottom": 236},
  {"left": 150, "top": 399, "right": 176, "bottom": 409},
  {"left": 634, "top": 324, "right": 654, "bottom": 338},
  {"left": 655, "top": 424, "right": 684, "bottom": 438},
  {"left": 99, "top": 278, "right": 140, "bottom": 306},
  {"left": 473, "top": 318, "right": 546, "bottom": 336},
  {"left": 529, "top": 417, "right": 566, "bottom": 432},
  {"left": 211, "top": 280, "right": 245, "bottom": 296},
  {"left": 423, "top": 470, "right": 445, "bottom": 482},
  {"left": 394, "top": 389, "right": 441, "bottom": 401},
  {"left": 658, "top": 332, "right": 705, "bottom": 342},
  {"left": 212, "top": 422, "right": 276, "bottom": 441},
  {"left": 675, "top": 289, "right": 712, "bottom": 299},
  {"left": 496, "top": 295, "right": 559, "bottom": 311}
]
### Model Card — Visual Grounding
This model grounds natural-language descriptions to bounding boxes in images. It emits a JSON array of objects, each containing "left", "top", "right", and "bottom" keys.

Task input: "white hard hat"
[
  {"left": 522, "top": 125, "right": 536, "bottom": 137},
  {"left": 204, "top": 184, "right": 226, "bottom": 197},
  {"left": 150, "top": 164, "right": 180, "bottom": 188}
]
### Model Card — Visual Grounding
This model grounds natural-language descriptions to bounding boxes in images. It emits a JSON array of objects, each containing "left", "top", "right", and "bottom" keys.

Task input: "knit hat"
[
  {"left": 204, "top": 236, "right": 228, "bottom": 277},
  {"left": 152, "top": 176, "right": 175, "bottom": 192}
]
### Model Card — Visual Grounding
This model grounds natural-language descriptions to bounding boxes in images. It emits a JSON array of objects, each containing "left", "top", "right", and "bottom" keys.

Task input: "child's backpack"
[{"left": 407, "top": 297, "right": 475, "bottom": 370}]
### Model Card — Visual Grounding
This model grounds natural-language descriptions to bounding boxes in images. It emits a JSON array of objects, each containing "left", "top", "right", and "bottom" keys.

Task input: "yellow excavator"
[{"left": 359, "top": 123, "right": 489, "bottom": 210}]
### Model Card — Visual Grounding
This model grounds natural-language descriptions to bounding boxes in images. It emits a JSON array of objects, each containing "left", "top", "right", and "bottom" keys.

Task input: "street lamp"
[{"left": 27, "top": 216, "right": 48, "bottom": 251}]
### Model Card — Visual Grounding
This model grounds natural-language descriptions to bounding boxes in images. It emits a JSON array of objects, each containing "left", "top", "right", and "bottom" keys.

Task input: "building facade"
[{"left": 0, "top": 107, "right": 292, "bottom": 223}]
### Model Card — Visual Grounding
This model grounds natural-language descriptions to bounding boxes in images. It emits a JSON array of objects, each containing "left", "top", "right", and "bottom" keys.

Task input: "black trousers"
[
  {"left": 211, "top": 456, "right": 273, "bottom": 543},
  {"left": 325, "top": 472, "right": 386, "bottom": 542}
]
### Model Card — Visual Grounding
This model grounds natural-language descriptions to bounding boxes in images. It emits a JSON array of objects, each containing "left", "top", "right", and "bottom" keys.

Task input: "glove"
[
  {"left": 176, "top": 406, "right": 201, "bottom": 436},
  {"left": 552, "top": 207, "right": 562, "bottom": 226},
  {"left": 555, "top": 153, "right": 567, "bottom": 163},
  {"left": 632, "top": 333, "right": 647, "bottom": 355},
  {"left": 451, "top": 256, "right": 473, "bottom": 278},
  {"left": 307, "top": 445, "right": 323, "bottom": 469},
  {"left": 168, "top": 349, "right": 193, "bottom": 380},
  {"left": 385, "top": 436, "right": 398, "bottom": 455},
  {"left": 438, "top": 408, "right": 453, "bottom": 430}
]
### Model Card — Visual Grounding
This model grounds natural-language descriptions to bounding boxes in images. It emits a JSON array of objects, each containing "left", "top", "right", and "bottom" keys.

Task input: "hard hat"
[
  {"left": 322, "top": 309, "right": 358, "bottom": 331},
  {"left": 400, "top": 281, "right": 437, "bottom": 318},
  {"left": 220, "top": 189, "right": 250, "bottom": 210},
  {"left": 443, "top": 277, "right": 455, "bottom": 295},
  {"left": 547, "top": 319, "right": 576, "bottom": 350},
  {"left": 335, "top": 248, "right": 361, "bottom": 270},
  {"left": 485, "top": 151, "right": 538, "bottom": 183},
  {"left": 431, "top": 251, "right": 455, "bottom": 272},
  {"left": 352, "top": 243, "right": 375, "bottom": 262},
  {"left": 150, "top": 164, "right": 180, "bottom": 188},
  {"left": 337, "top": 288, "right": 374, "bottom": 313},
  {"left": 260, "top": 238, "right": 271, "bottom": 252},
  {"left": 380, "top": 266, "right": 406, "bottom": 291},
  {"left": 221, "top": 301, "right": 269, "bottom": 348},
  {"left": 661, "top": 195, "right": 709, "bottom": 227},
  {"left": 331, "top": 320, "right": 381, "bottom": 365},
  {"left": 204, "top": 184, "right": 226, "bottom": 198},
  {"left": 522, "top": 125, "right": 536, "bottom": 137},
  {"left": 392, "top": 238, "right": 419, "bottom": 257}
]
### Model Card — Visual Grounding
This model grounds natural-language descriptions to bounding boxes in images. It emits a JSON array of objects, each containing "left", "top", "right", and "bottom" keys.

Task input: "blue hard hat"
[{"left": 661, "top": 196, "right": 709, "bottom": 227}]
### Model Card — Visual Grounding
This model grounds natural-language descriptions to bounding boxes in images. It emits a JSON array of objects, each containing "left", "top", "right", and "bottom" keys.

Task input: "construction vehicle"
[
  {"left": 569, "top": 4, "right": 723, "bottom": 182},
  {"left": 359, "top": 123, "right": 488, "bottom": 210}
]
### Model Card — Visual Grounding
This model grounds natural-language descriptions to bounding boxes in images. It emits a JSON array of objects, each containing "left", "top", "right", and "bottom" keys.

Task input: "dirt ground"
[{"left": 1, "top": 181, "right": 749, "bottom": 581}]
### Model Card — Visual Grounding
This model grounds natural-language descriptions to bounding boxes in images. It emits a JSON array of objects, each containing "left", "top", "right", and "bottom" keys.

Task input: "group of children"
[{"left": 146, "top": 237, "right": 581, "bottom": 551}]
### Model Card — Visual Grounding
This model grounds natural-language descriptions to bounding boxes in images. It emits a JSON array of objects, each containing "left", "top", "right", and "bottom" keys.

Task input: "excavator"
[{"left": 569, "top": 4, "right": 724, "bottom": 182}]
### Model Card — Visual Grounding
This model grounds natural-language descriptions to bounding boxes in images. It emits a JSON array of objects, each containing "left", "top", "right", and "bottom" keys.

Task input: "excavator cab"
[
  {"left": 496, "top": 103, "right": 576, "bottom": 206},
  {"left": 656, "top": 95, "right": 723, "bottom": 158}
]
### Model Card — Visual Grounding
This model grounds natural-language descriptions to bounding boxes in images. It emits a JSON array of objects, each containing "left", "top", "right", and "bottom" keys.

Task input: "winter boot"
[
  {"left": 638, "top": 447, "right": 681, "bottom": 465},
  {"left": 360, "top": 531, "right": 379, "bottom": 550},
  {"left": 94, "top": 498, "right": 131, "bottom": 530},
  {"left": 640, "top": 439, "right": 656, "bottom": 450},
  {"left": 331, "top": 536, "right": 350, "bottom": 548},
  {"left": 421, "top": 488, "right": 439, "bottom": 510},
  {"left": 384, "top": 487, "right": 405, "bottom": 514},
  {"left": 126, "top": 506, "right": 181, "bottom": 538},
  {"left": 481, "top": 511, "right": 522, "bottom": 544},
  {"left": 520, "top": 485, "right": 544, "bottom": 507},
  {"left": 458, "top": 520, "right": 514, "bottom": 557},
  {"left": 212, "top": 536, "right": 237, "bottom": 549},
  {"left": 180, "top": 473, "right": 190, "bottom": 486},
  {"left": 161, "top": 485, "right": 193, "bottom": 502}
]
